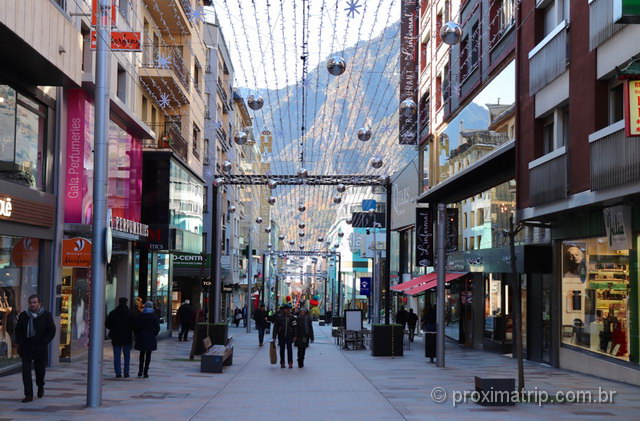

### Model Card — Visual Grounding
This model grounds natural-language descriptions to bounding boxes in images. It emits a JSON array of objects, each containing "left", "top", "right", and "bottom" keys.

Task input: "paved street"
[{"left": 1, "top": 323, "right": 639, "bottom": 420}]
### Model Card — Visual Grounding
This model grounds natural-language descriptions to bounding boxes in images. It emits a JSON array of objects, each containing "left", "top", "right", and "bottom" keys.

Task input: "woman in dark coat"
[{"left": 134, "top": 301, "right": 160, "bottom": 378}]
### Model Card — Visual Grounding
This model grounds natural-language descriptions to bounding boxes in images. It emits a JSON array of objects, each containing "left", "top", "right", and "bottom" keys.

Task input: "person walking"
[
  {"left": 15, "top": 294, "right": 55, "bottom": 402},
  {"left": 253, "top": 303, "right": 269, "bottom": 346},
  {"left": 241, "top": 305, "right": 248, "bottom": 328},
  {"left": 176, "top": 299, "right": 193, "bottom": 341},
  {"left": 272, "top": 305, "right": 296, "bottom": 368},
  {"left": 294, "top": 308, "right": 314, "bottom": 368},
  {"left": 105, "top": 297, "right": 134, "bottom": 378},
  {"left": 407, "top": 308, "right": 419, "bottom": 342},
  {"left": 423, "top": 304, "right": 437, "bottom": 363},
  {"left": 395, "top": 306, "right": 408, "bottom": 330},
  {"left": 134, "top": 301, "right": 160, "bottom": 378},
  {"left": 234, "top": 308, "right": 242, "bottom": 327}
]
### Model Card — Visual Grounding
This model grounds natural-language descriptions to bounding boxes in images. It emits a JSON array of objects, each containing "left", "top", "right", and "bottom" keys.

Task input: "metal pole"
[
  {"left": 274, "top": 274, "right": 280, "bottom": 308},
  {"left": 384, "top": 183, "right": 392, "bottom": 324},
  {"left": 337, "top": 254, "right": 342, "bottom": 316},
  {"left": 436, "top": 203, "right": 446, "bottom": 368},
  {"left": 510, "top": 216, "right": 525, "bottom": 392},
  {"left": 210, "top": 185, "right": 222, "bottom": 323},
  {"left": 261, "top": 253, "right": 267, "bottom": 306},
  {"left": 372, "top": 226, "right": 379, "bottom": 324},
  {"left": 247, "top": 235, "right": 252, "bottom": 333},
  {"left": 87, "top": 0, "right": 110, "bottom": 407},
  {"left": 352, "top": 272, "right": 356, "bottom": 309}
]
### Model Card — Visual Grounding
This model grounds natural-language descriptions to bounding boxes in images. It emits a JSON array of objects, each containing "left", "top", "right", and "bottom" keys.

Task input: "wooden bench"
[{"left": 200, "top": 336, "right": 234, "bottom": 373}]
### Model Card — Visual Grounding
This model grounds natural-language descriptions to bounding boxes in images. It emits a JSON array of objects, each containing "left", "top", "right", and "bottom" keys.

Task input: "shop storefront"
[{"left": 171, "top": 252, "right": 210, "bottom": 327}]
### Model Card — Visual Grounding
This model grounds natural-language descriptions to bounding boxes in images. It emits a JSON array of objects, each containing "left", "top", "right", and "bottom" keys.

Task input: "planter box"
[
  {"left": 474, "top": 376, "right": 516, "bottom": 406},
  {"left": 193, "top": 323, "right": 229, "bottom": 355},
  {"left": 371, "top": 324, "right": 404, "bottom": 357}
]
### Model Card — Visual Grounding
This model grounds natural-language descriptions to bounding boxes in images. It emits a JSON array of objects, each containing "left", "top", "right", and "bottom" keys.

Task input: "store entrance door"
[{"left": 526, "top": 273, "right": 552, "bottom": 364}]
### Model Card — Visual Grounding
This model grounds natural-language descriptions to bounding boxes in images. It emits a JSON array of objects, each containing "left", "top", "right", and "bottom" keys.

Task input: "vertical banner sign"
[
  {"left": 624, "top": 79, "right": 640, "bottom": 137},
  {"left": 399, "top": 0, "right": 419, "bottom": 145},
  {"left": 360, "top": 277, "right": 371, "bottom": 296},
  {"left": 415, "top": 208, "right": 434, "bottom": 267},
  {"left": 445, "top": 208, "right": 459, "bottom": 252}
]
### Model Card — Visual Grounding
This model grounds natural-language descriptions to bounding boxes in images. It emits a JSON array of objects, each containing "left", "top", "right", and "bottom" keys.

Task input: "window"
[
  {"left": 470, "top": 23, "right": 480, "bottom": 72},
  {"left": 436, "top": 13, "right": 443, "bottom": 48},
  {"left": 477, "top": 235, "right": 482, "bottom": 248},
  {"left": 464, "top": 237, "right": 468, "bottom": 250},
  {"left": 204, "top": 138, "right": 210, "bottom": 165},
  {"left": 0, "top": 86, "right": 47, "bottom": 190},
  {"left": 442, "top": 64, "right": 450, "bottom": 108},
  {"left": 192, "top": 124, "right": 200, "bottom": 160},
  {"left": 464, "top": 212, "right": 468, "bottom": 228},
  {"left": 460, "top": 36, "right": 469, "bottom": 78},
  {"left": 194, "top": 59, "right": 201, "bottom": 94},
  {"left": 420, "top": 42, "right": 428, "bottom": 72},
  {"left": 542, "top": 116, "right": 555, "bottom": 155},
  {"left": 116, "top": 64, "right": 126, "bottom": 102},
  {"left": 541, "top": 0, "right": 569, "bottom": 38},
  {"left": 498, "top": 0, "right": 514, "bottom": 35},
  {"left": 435, "top": 75, "right": 442, "bottom": 110},
  {"left": 203, "top": 186, "right": 208, "bottom": 213},
  {"left": 609, "top": 84, "right": 624, "bottom": 124},
  {"left": 119, "top": 0, "right": 129, "bottom": 23},
  {"left": 477, "top": 208, "right": 485, "bottom": 226},
  {"left": 469, "top": 236, "right": 475, "bottom": 250}
]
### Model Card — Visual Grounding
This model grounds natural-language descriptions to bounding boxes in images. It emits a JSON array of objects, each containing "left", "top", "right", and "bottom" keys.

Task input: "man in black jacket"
[
  {"left": 176, "top": 299, "right": 193, "bottom": 342},
  {"left": 294, "top": 308, "right": 314, "bottom": 368},
  {"left": 15, "top": 294, "right": 56, "bottom": 403},
  {"left": 272, "top": 305, "right": 296, "bottom": 368},
  {"left": 252, "top": 303, "right": 269, "bottom": 346},
  {"left": 105, "top": 297, "right": 134, "bottom": 378}
]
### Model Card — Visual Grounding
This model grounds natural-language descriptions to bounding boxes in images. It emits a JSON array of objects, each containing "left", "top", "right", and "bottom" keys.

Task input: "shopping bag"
[{"left": 270, "top": 341, "right": 277, "bottom": 364}]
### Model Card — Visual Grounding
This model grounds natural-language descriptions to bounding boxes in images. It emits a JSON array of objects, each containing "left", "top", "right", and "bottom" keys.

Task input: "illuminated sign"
[
  {"left": 0, "top": 197, "right": 12, "bottom": 217},
  {"left": 91, "top": 31, "right": 142, "bottom": 51},
  {"left": 625, "top": 79, "right": 640, "bottom": 137},
  {"left": 62, "top": 238, "right": 92, "bottom": 267},
  {"left": 110, "top": 216, "right": 148, "bottom": 237}
]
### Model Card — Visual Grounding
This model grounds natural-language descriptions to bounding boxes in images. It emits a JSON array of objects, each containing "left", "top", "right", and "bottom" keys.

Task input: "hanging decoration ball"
[
  {"left": 338, "top": 232, "right": 345, "bottom": 238},
  {"left": 346, "top": 218, "right": 352, "bottom": 225},
  {"left": 222, "top": 160, "right": 233, "bottom": 173},
  {"left": 268, "top": 179, "right": 278, "bottom": 190},
  {"left": 278, "top": 234, "right": 285, "bottom": 241},
  {"left": 289, "top": 240, "right": 295, "bottom": 246},
  {"left": 298, "top": 203, "right": 306, "bottom": 212},
  {"left": 213, "top": 177, "right": 225, "bottom": 187},
  {"left": 299, "top": 245, "right": 305, "bottom": 250},
  {"left": 265, "top": 227, "right": 272, "bottom": 233},
  {"left": 333, "top": 244, "right": 339, "bottom": 249},
  {"left": 298, "top": 222, "right": 306, "bottom": 229},
  {"left": 370, "top": 155, "right": 384, "bottom": 169},
  {"left": 229, "top": 205, "right": 236, "bottom": 213},
  {"left": 357, "top": 127, "right": 372, "bottom": 142},
  {"left": 268, "top": 196, "right": 276, "bottom": 205},
  {"left": 309, "top": 299, "right": 319, "bottom": 307},
  {"left": 298, "top": 231, "right": 305, "bottom": 238},
  {"left": 336, "top": 183, "right": 346, "bottom": 193},
  {"left": 333, "top": 195, "right": 342, "bottom": 204},
  {"left": 247, "top": 94, "right": 264, "bottom": 111},
  {"left": 400, "top": 99, "right": 417, "bottom": 117},
  {"left": 234, "top": 131, "right": 248, "bottom": 145},
  {"left": 267, "top": 243, "right": 273, "bottom": 249},
  {"left": 256, "top": 217, "right": 263, "bottom": 224},
  {"left": 325, "top": 240, "right": 331, "bottom": 246},
  {"left": 318, "top": 237, "right": 324, "bottom": 242},
  {"left": 297, "top": 168, "right": 309, "bottom": 178},
  {"left": 327, "top": 56, "right": 347, "bottom": 76},
  {"left": 440, "top": 21, "right": 464, "bottom": 46}
]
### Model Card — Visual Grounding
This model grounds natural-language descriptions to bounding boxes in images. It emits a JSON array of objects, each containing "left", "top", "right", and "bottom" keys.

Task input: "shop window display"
[
  {"left": 0, "top": 235, "right": 39, "bottom": 369},
  {"left": 561, "top": 238, "right": 630, "bottom": 361},
  {"left": 59, "top": 268, "right": 91, "bottom": 360}
]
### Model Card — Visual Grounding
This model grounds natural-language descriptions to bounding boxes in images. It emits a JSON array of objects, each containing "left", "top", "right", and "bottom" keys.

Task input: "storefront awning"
[
  {"left": 404, "top": 272, "right": 467, "bottom": 296},
  {"left": 390, "top": 272, "right": 436, "bottom": 292}
]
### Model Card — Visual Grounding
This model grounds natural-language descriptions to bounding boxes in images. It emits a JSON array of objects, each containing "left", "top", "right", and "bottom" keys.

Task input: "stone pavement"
[{"left": 0, "top": 323, "right": 639, "bottom": 420}]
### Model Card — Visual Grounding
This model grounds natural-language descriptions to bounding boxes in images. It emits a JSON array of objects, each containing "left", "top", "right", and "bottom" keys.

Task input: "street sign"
[
  {"left": 90, "top": 31, "right": 142, "bottom": 51},
  {"left": 360, "top": 277, "right": 371, "bottom": 296},
  {"left": 362, "top": 199, "right": 377, "bottom": 211}
]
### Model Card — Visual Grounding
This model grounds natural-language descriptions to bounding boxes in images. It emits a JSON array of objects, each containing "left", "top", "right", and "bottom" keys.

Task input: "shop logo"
[
  {"left": 74, "top": 238, "right": 88, "bottom": 252},
  {"left": 0, "top": 197, "right": 12, "bottom": 217},
  {"left": 62, "top": 237, "right": 92, "bottom": 267},
  {"left": 603, "top": 206, "right": 632, "bottom": 251}
]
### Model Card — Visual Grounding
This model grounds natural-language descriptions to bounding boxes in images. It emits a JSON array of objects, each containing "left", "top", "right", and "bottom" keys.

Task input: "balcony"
[
  {"left": 589, "top": 0, "right": 625, "bottom": 50},
  {"left": 143, "top": 0, "right": 192, "bottom": 34},
  {"left": 139, "top": 44, "right": 190, "bottom": 105},
  {"left": 528, "top": 148, "right": 567, "bottom": 206},
  {"left": 217, "top": 78, "right": 231, "bottom": 113},
  {"left": 590, "top": 121, "right": 640, "bottom": 190},
  {"left": 144, "top": 121, "right": 189, "bottom": 161},
  {"left": 528, "top": 21, "right": 568, "bottom": 95}
]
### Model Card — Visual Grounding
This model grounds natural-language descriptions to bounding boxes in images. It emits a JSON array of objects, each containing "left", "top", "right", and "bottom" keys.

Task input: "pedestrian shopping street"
[{"left": 2, "top": 324, "right": 639, "bottom": 421}]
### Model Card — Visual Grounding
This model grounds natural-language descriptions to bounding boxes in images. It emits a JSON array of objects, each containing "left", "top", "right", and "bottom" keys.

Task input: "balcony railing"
[
  {"left": 528, "top": 21, "right": 568, "bottom": 95},
  {"left": 590, "top": 121, "right": 640, "bottom": 190},
  {"left": 589, "top": 0, "right": 625, "bottom": 51},
  {"left": 529, "top": 149, "right": 567, "bottom": 206},
  {"left": 145, "top": 121, "right": 189, "bottom": 161},
  {"left": 141, "top": 44, "right": 189, "bottom": 91}
]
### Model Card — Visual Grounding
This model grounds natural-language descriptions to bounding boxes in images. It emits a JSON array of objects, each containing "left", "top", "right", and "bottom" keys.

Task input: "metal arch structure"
[
  {"left": 210, "top": 174, "right": 392, "bottom": 325},
  {"left": 268, "top": 250, "right": 340, "bottom": 257},
  {"left": 216, "top": 174, "right": 389, "bottom": 186}
]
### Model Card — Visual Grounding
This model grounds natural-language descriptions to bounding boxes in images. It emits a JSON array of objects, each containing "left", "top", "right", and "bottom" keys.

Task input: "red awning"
[
  {"left": 390, "top": 272, "right": 437, "bottom": 292},
  {"left": 404, "top": 272, "right": 467, "bottom": 296}
]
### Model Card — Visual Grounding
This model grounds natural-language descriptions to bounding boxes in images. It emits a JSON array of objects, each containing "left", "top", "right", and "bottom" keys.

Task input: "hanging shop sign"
[
  {"left": 391, "top": 157, "right": 420, "bottom": 230},
  {"left": 91, "top": 0, "right": 117, "bottom": 27},
  {"left": 603, "top": 205, "right": 633, "bottom": 250},
  {"left": 110, "top": 215, "right": 149, "bottom": 237},
  {"left": 11, "top": 238, "right": 39, "bottom": 267},
  {"left": 624, "top": 79, "right": 640, "bottom": 136},
  {"left": 614, "top": 0, "right": 640, "bottom": 23},
  {"left": 147, "top": 225, "right": 170, "bottom": 251},
  {"left": 260, "top": 130, "right": 273, "bottom": 153},
  {"left": 62, "top": 238, "right": 92, "bottom": 267},
  {"left": 360, "top": 277, "right": 371, "bottom": 296},
  {"left": 172, "top": 252, "right": 211, "bottom": 268},
  {"left": 90, "top": 31, "right": 142, "bottom": 51},
  {"left": 399, "top": 0, "right": 419, "bottom": 145},
  {"left": 415, "top": 207, "right": 434, "bottom": 267},
  {"left": 0, "top": 194, "right": 54, "bottom": 227}
]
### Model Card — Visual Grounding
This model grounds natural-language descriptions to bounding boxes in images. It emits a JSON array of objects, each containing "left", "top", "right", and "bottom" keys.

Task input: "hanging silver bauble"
[
  {"left": 265, "top": 227, "right": 272, "bottom": 233},
  {"left": 298, "top": 203, "right": 306, "bottom": 212},
  {"left": 327, "top": 56, "right": 347, "bottom": 76},
  {"left": 256, "top": 217, "right": 263, "bottom": 224},
  {"left": 247, "top": 94, "right": 264, "bottom": 111},
  {"left": 338, "top": 232, "right": 344, "bottom": 238},
  {"left": 229, "top": 205, "right": 236, "bottom": 213},
  {"left": 268, "top": 196, "right": 276, "bottom": 205},
  {"left": 333, "top": 244, "right": 339, "bottom": 249},
  {"left": 278, "top": 234, "right": 285, "bottom": 241},
  {"left": 267, "top": 243, "right": 273, "bottom": 249},
  {"left": 336, "top": 183, "right": 346, "bottom": 193},
  {"left": 357, "top": 127, "right": 372, "bottom": 142},
  {"left": 213, "top": 177, "right": 224, "bottom": 187},
  {"left": 268, "top": 179, "right": 278, "bottom": 190},
  {"left": 289, "top": 240, "right": 295, "bottom": 246},
  {"left": 299, "top": 245, "right": 305, "bottom": 250},
  {"left": 346, "top": 218, "right": 352, "bottom": 225},
  {"left": 325, "top": 240, "right": 331, "bottom": 246},
  {"left": 333, "top": 195, "right": 342, "bottom": 204},
  {"left": 370, "top": 155, "right": 384, "bottom": 169},
  {"left": 298, "top": 231, "right": 305, "bottom": 238},
  {"left": 298, "top": 222, "right": 306, "bottom": 229},
  {"left": 440, "top": 21, "right": 463, "bottom": 46},
  {"left": 222, "top": 160, "right": 233, "bottom": 173},
  {"left": 318, "top": 237, "right": 324, "bottom": 242},
  {"left": 297, "top": 168, "right": 308, "bottom": 178},
  {"left": 400, "top": 99, "right": 417, "bottom": 117},
  {"left": 234, "top": 131, "right": 248, "bottom": 145}
]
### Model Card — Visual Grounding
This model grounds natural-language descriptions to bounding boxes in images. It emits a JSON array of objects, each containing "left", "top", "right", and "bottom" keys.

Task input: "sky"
[{"left": 472, "top": 61, "right": 516, "bottom": 108}]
